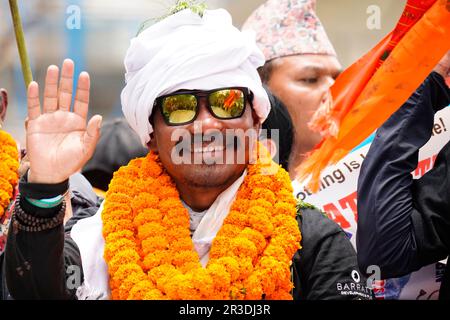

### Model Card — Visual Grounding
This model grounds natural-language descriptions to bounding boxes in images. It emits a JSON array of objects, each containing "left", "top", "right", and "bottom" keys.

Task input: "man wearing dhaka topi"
[{"left": 2, "top": 4, "right": 370, "bottom": 300}]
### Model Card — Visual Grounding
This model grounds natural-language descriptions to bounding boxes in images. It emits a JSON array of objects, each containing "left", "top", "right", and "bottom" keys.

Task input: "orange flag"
[{"left": 297, "top": 0, "right": 450, "bottom": 192}]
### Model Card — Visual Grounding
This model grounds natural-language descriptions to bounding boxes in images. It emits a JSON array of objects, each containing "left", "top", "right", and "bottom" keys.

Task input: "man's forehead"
[{"left": 274, "top": 54, "right": 342, "bottom": 76}]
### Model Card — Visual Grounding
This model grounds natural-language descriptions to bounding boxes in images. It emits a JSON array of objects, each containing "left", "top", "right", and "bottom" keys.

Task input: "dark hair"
[
  {"left": 258, "top": 61, "right": 275, "bottom": 84},
  {"left": 261, "top": 87, "right": 293, "bottom": 170},
  {"left": 82, "top": 118, "right": 148, "bottom": 190}
]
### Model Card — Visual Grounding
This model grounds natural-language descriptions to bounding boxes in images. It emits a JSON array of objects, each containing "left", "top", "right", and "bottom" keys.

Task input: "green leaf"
[
  {"left": 296, "top": 199, "right": 328, "bottom": 218},
  {"left": 137, "top": 0, "right": 207, "bottom": 36}
]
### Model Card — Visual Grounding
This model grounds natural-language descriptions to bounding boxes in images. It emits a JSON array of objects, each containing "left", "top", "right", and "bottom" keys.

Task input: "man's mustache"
[{"left": 174, "top": 133, "right": 241, "bottom": 150}]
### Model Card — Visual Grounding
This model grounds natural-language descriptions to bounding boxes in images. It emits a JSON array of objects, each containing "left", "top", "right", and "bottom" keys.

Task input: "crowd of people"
[{"left": 0, "top": 0, "right": 449, "bottom": 300}]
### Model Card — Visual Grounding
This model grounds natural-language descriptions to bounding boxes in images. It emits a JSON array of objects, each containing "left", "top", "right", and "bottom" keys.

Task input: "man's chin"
[{"left": 179, "top": 163, "right": 245, "bottom": 189}]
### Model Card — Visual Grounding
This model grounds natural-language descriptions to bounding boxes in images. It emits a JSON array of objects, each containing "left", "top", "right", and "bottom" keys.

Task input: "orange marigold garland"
[
  {"left": 102, "top": 143, "right": 301, "bottom": 300},
  {"left": 0, "top": 130, "right": 19, "bottom": 219}
]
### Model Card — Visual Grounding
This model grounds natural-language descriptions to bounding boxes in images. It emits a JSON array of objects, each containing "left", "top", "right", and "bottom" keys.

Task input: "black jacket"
[
  {"left": 357, "top": 72, "right": 450, "bottom": 299},
  {"left": 1, "top": 183, "right": 370, "bottom": 300},
  {"left": 294, "top": 208, "right": 372, "bottom": 300}
]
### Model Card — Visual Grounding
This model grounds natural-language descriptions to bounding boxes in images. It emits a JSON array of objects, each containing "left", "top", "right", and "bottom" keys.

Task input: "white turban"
[{"left": 121, "top": 8, "right": 271, "bottom": 145}]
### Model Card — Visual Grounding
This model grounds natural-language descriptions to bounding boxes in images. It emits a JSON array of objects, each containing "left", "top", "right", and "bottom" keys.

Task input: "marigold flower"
[
  {"left": 223, "top": 210, "right": 248, "bottom": 228},
  {"left": 263, "top": 244, "right": 289, "bottom": 263},
  {"left": 237, "top": 257, "right": 254, "bottom": 281},
  {"left": 230, "top": 237, "right": 258, "bottom": 261},
  {"left": 271, "top": 235, "right": 301, "bottom": 257},
  {"left": 247, "top": 208, "right": 273, "bottom": 238},
  {"left": 137, "top": 222, "right": 166, "bottom": 241},
  {"left": 108, "top": 249, "right": 141, "bottom": 275},
  {"left": 141, "top": 236, "right": 169, "bottom": 254},
  {"left": 275, "top": 213, "right": 300, "bottom": 230},
  {"left": 140, "top": 156, "right": 163, "bottom": 178},
  {"left": 102, "top": 209, "right": 133, "bottom": 222},
  {"left": 104, "top": 238, "right": 137, "bottom": 261},
  {"left": 266, "top": 290, "right": 293, "bottom": 300},
  {"left": 105, "top": 193, "right": 131, "bottom": 205},
  {"left": 172, "top": 251, "right": 199, "bottom": 268},
  {"left": 0, "top": 145, "right": 18, "bottom": 160},
  {"left": 250, "top": 188, "right": 276, "bottom": 204},
  {"left": 131, "top": 193, "right": 159, "bottom": 213},
  {"left": 229, "top": 283, "right": 246, "bottom": 300},
  {"left": 107, "top": 177, "right": 135, "bottom": 194},
  {"left": 133, "top": 208, "right": 163, "bottom": 227},
  {"left": 165, "top": 226, "right": 191, "bottom": 242},
  {"left": 148, "top": 264, "right": 178, "bottom": 284},
  {"left": 158, "top": 197, "right": 185, "bottom": 214},
  {"left": 274, "top": 201, "right": 297, "bottom": 217},
  {"left": 230, "top": 199, "right": 249, "bottom": 212},
  {"left": 206, "top": 263, "right": 231, "bottom": 293},
  {"left": 156, "top": 174, "right": 174, "bottom": 187},
  {"left": 158, "top": 185, "right": 178, "bottom": 198},
  {"left": 110, "top": 263, "right": 143, "bottom": 290},
  {"left": 127, "top": 280, "right": 155, "bottom": 300},
  {"left": 103, "top": 202, "right": 132, "bottom": 215},
  {"left": 102, "top": 219, "right": 135, "bottom": 238},
  {"left": 189, "top": 268, "right": 214, "bottom": 298},
  {"left": 209, "top": 236, "right": 231, "bottom": 259},
  {"left": 0, "top": 155, "right": 15, "bottom": 218},
  {"left": 239, "top": 228, "right": 266, "bottom": 254},
  {"left": 142, "top": 288, "right": 166, "bottom": 300},
  {"left": 134, "top": 178, "right": 157, "bottom": 194},
  {"left": 105, "top": 230, "right": 135, "bottom": 244},
  {"left": 276, "top": 189, "right": 296, "bottom": 206},
  {"left": 111, "top": 289, "right": 120, "bottom": 300},
  {"left": 178, "top": 261, "right": 202, "bottom": 274},
  {"left": 243, "top": 273, "right": 263, "bottom": 300},
  {"left": 248, "top": 199, "right": 272, "bottom": 211},
  {"left": 170, "top": 238, "right": 194, "bottom": 252},
  {"left": 165, "top": 207, "right": 189, "bottom": 220},
  {"left": 2, "top": 158, "right": 19, "bottom": 173},
  {"left": 142, "top": 250, "right": 171, "bottom": 270},
  {"left": 118, "top": 272, "right": 148, "bottom": 300},
  {"left": 209, "top": 257, "right": 240, "bottom": 282},
  {"left": 158, "top": 273, "right": 186, "bottom": 299},
  {"left": 218, "top": 225, "right": 242, "bottom": 238},
  {"left": 162, "top": 214, "right": 189, "bottom": 228},
  {"left": 258, "top": 257, "right": 290, "bottom": 287},
  {"left": 0, "top": 178, "right": 13, "bottom": 198},
  {"left": 246, "top": 174, "right": 274, "bottom": 190},
  {"left": 175, "top": 275, "right": 203, "bottom": 300}
]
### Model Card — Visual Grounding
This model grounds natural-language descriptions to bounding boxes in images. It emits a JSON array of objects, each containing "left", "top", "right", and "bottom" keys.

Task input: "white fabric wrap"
[
  {"left": 121, "top": 8, "right": 270, "bottom": 145},
  {"left": 70, "top": 172, "right": 246, "bottom": 300}
]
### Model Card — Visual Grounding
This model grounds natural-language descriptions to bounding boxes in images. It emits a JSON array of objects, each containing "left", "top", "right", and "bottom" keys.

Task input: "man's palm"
[{"left": 26, "top": 60, "right": 102, "bottom": 184}]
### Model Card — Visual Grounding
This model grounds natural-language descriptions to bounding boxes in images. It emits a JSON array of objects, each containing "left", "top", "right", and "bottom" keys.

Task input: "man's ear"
[
  {"left": 251, "top": 106, "right": 260, "bottom": 129},
  {"left": 259, "top": 138, "right": 278, "bottom": 159},
  {"left": 0, "top": 89, "right": 8, "bottom": 122},
  {"left": 147, "top": 132, "right": 158, "bottom": 152}
]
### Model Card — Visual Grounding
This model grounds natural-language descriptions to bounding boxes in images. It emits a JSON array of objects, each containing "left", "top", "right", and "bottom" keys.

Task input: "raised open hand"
[{"left": 26, "top": 59, "right": 102, "bottom": 184}]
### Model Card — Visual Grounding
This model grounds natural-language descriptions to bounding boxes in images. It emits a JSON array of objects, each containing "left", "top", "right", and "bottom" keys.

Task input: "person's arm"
[
  {"left": 357, "top": 71, "right": 450, "bottom": 279},
  {"left": 293, "top": 208, "right": 373, "bottom": 300},
  {"left": 4, "top": 175, "right": 84, "bottom": 299},
  {"left": 3, "top": 59, "right": 101, "bottom": 299}
]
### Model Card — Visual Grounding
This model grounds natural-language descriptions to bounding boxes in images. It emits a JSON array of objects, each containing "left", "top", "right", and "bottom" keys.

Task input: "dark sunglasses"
[{"left": 153, "top": 87, "right": 254, "bottom": 126}]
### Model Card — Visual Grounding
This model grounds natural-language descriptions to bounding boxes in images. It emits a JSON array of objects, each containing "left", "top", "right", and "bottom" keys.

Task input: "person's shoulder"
[{"left": 296, "top": 200, "right": 345, "bottom": 241}]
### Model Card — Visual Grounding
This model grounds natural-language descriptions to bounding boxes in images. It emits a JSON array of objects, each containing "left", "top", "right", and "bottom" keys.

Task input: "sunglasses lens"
[
  {"left": 162, "top": 94, "right": 197, "bottom": 124},
  {"left": 209, "top": 89, "right": 245, "bottom": 119}
]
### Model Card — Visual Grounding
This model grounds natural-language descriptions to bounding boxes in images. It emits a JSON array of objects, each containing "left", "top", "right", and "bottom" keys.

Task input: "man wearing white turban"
[{"left": 2, "top": 5, "right": 370, "bottom": 301}]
